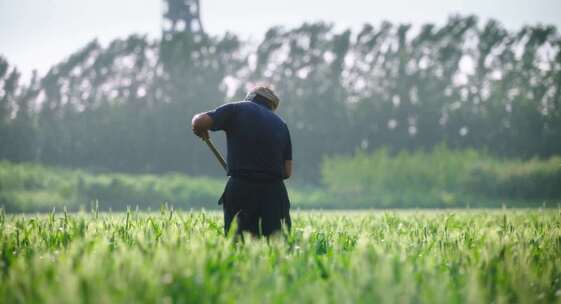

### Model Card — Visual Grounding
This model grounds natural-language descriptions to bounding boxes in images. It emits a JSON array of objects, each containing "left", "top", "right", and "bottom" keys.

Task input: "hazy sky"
[{"left": 1, "top": 0, "right": 560, "bottom": 81}]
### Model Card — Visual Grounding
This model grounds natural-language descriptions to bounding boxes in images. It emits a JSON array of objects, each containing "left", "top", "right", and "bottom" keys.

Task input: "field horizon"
[{"left": 2, "top": 150, "right": 559, "bottom": 213}]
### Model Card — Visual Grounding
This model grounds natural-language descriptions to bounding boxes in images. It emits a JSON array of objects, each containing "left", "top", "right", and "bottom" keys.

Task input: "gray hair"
[{"left": 246, "top": 86, "right": 280, "bottom": 110}]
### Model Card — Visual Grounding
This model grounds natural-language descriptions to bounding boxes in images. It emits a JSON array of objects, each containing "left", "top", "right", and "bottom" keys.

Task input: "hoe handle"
[{"left": 203, "top": 137, "right": 228, "bottom": 172}]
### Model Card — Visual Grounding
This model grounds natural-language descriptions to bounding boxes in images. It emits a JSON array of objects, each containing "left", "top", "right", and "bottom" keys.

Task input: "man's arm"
[
  {"left": 284, "top": 160, "right": 292, "bottom": 179},
  {"left": 193, "top": 103, "right": 235, "bottom": 138},
  {"left": 283, "top": 126, "right": 293, "bottom": 179},
  {"left": 191, "top": 113, "right": 213, "bottom": 139}
]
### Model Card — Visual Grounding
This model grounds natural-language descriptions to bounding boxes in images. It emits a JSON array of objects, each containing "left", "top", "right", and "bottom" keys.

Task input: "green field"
[
  {"left": 1, "top": 209, "right": 560, "bottom": 303},
  {"left": 2, "top": 148, "right": 560, "bottom": 213}
]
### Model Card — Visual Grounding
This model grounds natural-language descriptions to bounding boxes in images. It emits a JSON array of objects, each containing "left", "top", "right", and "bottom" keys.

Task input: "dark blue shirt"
[{"left": 207, "top": 100, "right": 292, "bottom": 180}]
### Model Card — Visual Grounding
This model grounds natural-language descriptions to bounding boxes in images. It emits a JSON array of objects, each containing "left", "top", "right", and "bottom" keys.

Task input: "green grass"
[
  {"left": 321, "top": 145, "right": 561, "bottom": 208},
  {"left": 1, "top": 149, "right": 561, "bottom": 212},
  {"left": 1, "top": 209, "right": 560, "bottom": 303},
  {"left": 0, "top": 161, "right": 224, "bottom": 212}
]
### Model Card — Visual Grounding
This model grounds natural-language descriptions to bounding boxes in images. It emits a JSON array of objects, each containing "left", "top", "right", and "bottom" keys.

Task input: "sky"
[{"left": 1, "top": 0, "right": 560, "bottom": 81}]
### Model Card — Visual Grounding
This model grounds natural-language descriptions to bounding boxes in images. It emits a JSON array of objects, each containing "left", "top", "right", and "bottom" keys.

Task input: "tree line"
[{"left": 1, "top": 16, "right": 560, "bottom": 183}]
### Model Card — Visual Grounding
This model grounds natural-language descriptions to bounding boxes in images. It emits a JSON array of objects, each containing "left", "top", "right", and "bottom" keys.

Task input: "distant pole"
[{"left": 162, "top": 0, "right": 205, "bottom": 40}]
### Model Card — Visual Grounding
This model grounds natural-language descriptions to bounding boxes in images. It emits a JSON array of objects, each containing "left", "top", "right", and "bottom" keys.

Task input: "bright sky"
[{"left": 1, "top": 0, "right": 560, "bottom": 81}]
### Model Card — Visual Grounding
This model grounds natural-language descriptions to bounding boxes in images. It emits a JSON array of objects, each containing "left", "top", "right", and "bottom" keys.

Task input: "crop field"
[{"left": 1, "top": 209, "right": 560, "bottom": 303}]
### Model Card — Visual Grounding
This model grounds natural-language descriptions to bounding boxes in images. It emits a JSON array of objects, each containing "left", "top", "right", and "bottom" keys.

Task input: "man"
[{"left": 191, "top": 86, "right": 292, "bottom": 237}]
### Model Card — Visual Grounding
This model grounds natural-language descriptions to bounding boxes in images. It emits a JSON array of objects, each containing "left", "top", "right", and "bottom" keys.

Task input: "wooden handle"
[{"left": 203, "top": 137, "right": 228, "bottom": 172}]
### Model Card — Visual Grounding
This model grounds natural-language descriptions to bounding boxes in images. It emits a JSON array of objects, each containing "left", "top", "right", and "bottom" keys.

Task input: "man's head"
[{"left": 245, "top": 86, "right": 280, "bottom": 111}]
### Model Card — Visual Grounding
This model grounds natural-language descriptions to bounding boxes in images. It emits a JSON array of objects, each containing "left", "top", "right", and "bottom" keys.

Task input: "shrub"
[{"left": 321, "top": 145, "right": 561, "bottom": 207}]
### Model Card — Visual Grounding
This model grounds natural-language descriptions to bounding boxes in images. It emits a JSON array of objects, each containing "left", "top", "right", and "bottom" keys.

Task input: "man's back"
[{"left": 208, "top": 100, "right": 292, "bottom": 180}]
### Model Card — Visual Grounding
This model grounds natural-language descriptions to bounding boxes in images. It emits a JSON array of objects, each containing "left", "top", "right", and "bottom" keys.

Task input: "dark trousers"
[{"left": 221, "top": 177, "right": 291, "bottom": 237}]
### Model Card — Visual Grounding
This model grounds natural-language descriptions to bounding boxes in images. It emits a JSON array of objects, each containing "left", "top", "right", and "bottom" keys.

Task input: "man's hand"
[
  {"left": 193, "top": 127, "right": 209, "bottom": 140},
  {"left": 191, "top": 113, "right": 213, "bottom": 139},
  {"left": 283, "top": 160, "right": 292, "bottom": 179}
]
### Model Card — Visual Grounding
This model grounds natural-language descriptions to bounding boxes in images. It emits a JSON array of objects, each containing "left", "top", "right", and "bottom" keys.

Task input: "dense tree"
[{"left": 0, "top": 16, "right": 559, "bottom": 183}]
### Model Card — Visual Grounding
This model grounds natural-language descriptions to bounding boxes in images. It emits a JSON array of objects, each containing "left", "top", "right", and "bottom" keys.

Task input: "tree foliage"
[{"left": 0, "top": 16, "right": 560, "bottom": 183}]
